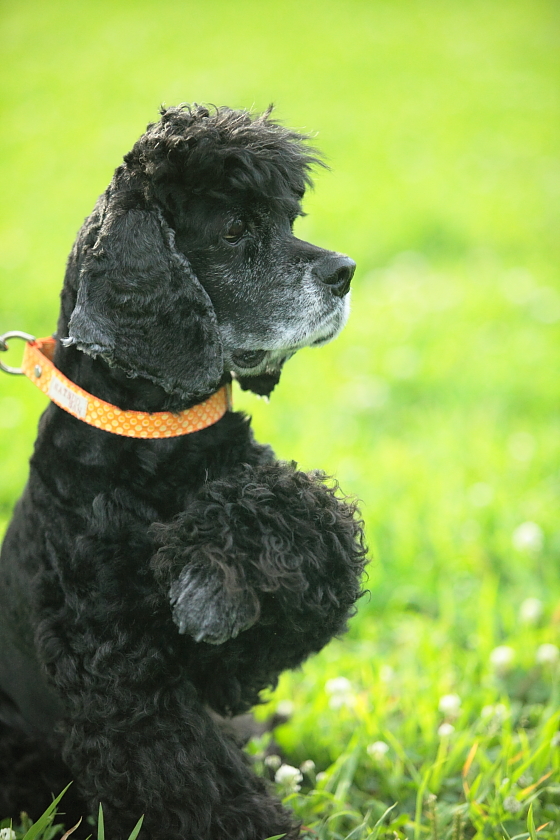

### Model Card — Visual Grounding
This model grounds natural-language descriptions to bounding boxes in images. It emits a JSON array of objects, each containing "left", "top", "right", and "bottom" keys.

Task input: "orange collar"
[{"left": 18, "top": 336, "right": 231, "bottom": 439}]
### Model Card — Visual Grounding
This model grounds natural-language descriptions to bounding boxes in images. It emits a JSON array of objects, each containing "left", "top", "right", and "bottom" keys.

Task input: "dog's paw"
[{"left": 169, "top": 563, "right": 259, "bottom": 644}]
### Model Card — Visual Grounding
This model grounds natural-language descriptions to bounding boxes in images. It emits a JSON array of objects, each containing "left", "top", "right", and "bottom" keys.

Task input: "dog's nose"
[{"left": 313, "top": 255, "right": 356, "bottom": 298}]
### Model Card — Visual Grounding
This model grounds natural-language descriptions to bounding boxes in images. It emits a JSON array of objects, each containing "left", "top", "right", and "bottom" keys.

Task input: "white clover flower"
[
  {"left": 325, "top": 677, "right": 352, "bottom": 695},
  {"left": 325, "top": 676, "right": 355, "bottom": 709},
  {"left": 438, "top": 722, "right": 455, "bottom": 737},
  {"left": 438, "top": 693, "right": 461, "bottom": 717},
  {"left": 300, "top": 759, "right": 315, "bottom": 775},
  {"left": 519, "top": 597, "right": 543, "bottom": 624},
  {"left": 503, "top": 796, "right": 522, "bottom": 814},
  {"left": 0, "top": 830, "right": 16, "bottom": 840},
  {"left": 536, "top": 643, "right": 560, "bottom": 665},
  {"left": 264, "top": 754, "right": 282, "bottom": 770},
  {"left": 275, "top": 764, "right": 303, "bottom": 791},
  {"left": 329, "top": 693, "right": 356, "bottom": 710},
  {"left": 490, "top": 645, "right": 515, "bottom": 673},
  {"left": 367, "top": 740, "right": 390, "bottom": 760},
  {"left": 551, "top": 732, "right": 560, "bottom": 748},
  {"left": 512, "top": 521, "right": 544, "bottom": 553},
  {"left": 481, "top": 703, "right": 509, "bottom": 721},
  {"left": 275, "top": 699, "right": 294, "bottom": 718}
]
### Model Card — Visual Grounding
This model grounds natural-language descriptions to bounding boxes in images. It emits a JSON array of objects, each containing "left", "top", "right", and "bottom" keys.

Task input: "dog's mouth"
[
  {"left": 310, "top": 325, "right": 341, "bottom": 347},
  {"left": 230, "top": 349, "right": 267, "bottom": 370},
  {"left": 227, "top": 296, "right": 350, "bottom": 384},
  {"left": 229, "top": 348, "right": 295, "bottom": 385}
]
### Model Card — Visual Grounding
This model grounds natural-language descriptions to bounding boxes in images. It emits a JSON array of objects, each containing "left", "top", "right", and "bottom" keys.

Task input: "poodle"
[{"left": 0, "top": 105, "right": 367, "bottom": 840}]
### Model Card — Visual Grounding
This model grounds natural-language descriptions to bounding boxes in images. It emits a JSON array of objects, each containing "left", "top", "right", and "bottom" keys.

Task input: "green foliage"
[
  {"left": 1, "top": 0, "right": 559, "bottom": 837},
  {"left": 0, "top": 786, "right": 70, "bottom": 840},
  {"left": 96, "top": 804, "right": 143, "bottom": 840},
  {"left": 0, "top": 799, "right": 143, "bottom": 840}
]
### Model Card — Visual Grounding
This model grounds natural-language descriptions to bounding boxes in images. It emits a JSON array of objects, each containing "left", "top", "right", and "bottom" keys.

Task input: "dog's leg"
[
  {"left": 151, "top": 461, "right": 367, "bottom": 651},
  {"left": 0, "top": 720, "right": 87, "bottom": 827},
  {"left": 30, "top": 491, "right": 301, "bottom": 840},
  {"left": 35, "top": 594, "right": 299, "bottom": 839}
]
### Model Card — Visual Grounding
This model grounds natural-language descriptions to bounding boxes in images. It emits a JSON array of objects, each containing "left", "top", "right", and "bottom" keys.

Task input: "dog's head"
[{"left": 65, "top": 105, "right": 355, "bottom": 401}]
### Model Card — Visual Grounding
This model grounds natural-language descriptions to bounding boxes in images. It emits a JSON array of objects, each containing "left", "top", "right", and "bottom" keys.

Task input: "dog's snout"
[
  {"left": 329, "top": 261, "right": 356, "bottom": 298},
  {"left": 313, "top": 256, "right": 356, "bottom": 298}
]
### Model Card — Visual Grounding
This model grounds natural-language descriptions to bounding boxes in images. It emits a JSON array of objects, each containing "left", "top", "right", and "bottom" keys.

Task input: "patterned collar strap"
[{"left": 20, "top": 337, "right": 232, "bottom": 439}]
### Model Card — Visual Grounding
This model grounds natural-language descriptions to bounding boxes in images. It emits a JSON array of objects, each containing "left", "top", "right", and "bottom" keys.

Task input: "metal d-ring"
[{"left": 0, "top": 330, "right": 36, "bottom": 374}]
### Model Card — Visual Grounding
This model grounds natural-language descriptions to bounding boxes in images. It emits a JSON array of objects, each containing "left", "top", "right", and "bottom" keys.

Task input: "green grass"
[{"left": 1, "top": 0, "right": 559, "bottom": 837}]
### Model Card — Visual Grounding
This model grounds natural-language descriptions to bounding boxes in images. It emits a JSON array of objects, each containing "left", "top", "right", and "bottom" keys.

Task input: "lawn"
[{"left": 1, "top": 0, "right": 559, "bottom": 837}]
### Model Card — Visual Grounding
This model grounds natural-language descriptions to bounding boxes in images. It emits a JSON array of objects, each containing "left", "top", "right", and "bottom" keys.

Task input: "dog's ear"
[{"left": 67, "top": 205, "right": 223, "bottom": 400}]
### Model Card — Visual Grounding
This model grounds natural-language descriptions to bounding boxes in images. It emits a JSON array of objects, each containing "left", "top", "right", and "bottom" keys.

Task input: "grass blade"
[
  {"left": 60, "top": 818, "right": 82, "bottom": 840},
  {"left": 126, "top": 815, "right": 145, "bottom": 840},
  {"left": 22, "top": 784, "right": 72, "bottom": 840},
  {"left": 97, "top": 804, "right": 105, "bottom": 840},
  {"left": 526, "top": 803, "right": 537, "bottom": 840}
]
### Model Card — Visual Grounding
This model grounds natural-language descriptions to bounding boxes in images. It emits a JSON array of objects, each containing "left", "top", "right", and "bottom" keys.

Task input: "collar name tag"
[{"left": 48, "top": 374, "right": 89, "bottom": 419}]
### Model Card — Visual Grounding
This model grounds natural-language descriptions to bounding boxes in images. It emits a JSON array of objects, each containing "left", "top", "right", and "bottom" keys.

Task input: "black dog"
[{"left": 0, "top": 105, "right": 366, "bottom": 839}]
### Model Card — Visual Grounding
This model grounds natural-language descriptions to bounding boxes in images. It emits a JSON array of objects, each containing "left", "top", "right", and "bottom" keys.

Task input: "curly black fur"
[{"left": 0, "top": 105, "right": 366, "bottom": 839}]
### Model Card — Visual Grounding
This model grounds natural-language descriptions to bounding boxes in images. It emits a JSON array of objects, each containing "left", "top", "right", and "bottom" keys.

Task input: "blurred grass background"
[{"left": 1, "top": 0, "right": 559, "bottom": 837}]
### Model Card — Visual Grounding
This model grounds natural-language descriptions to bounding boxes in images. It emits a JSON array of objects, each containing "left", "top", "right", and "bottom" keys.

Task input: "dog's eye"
[{"left": 224, "top": 220, "right": 246, "bottom": 244}]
